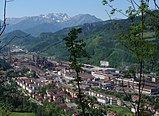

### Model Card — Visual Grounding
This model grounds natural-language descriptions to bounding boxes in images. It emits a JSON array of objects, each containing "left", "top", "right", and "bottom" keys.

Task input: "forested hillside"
[
  {"left": 2, "top": 13, "right": 159, "bottom": 67},
  {"left": 26, "top": 19, "right": 137, "bottom": 66}
]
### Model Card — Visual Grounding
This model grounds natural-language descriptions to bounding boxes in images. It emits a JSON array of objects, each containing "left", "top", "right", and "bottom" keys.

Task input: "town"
[{"left": 1, "top": 46, "right": 159, "bottom": 116}]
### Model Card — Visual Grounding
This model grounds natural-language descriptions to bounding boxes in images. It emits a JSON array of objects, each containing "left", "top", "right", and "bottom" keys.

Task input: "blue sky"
[
  {"left": 0, "top": 0, "right": 157, "bottom": 20},
  {"left": 0, "top": 0, "right": 130, "bottom": 20}
]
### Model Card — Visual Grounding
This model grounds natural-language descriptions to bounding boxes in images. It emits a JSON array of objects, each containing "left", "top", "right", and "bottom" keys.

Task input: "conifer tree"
[{"left": 64, "top": 28, "right": 89, "bottom": 116}]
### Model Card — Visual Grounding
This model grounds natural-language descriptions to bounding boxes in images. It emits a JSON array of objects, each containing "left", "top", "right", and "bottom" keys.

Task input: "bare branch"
[
  {"left": 0, "top": 0, "right": 7, "bottom": 36},
  {"left": 132, "top": 0, "right": 140, "bottom": 8},
  {"left": 0, "top": 34, "right": 30, "bottom": 51},
  {"left": 104, "top": 1, "right": 128, "bottom": 17},
  {"left": 153, "top": 0, "right": 159, "bottom": 9},
  {"left": 127, "top": 0, "right": 136, "bottom": 10},
  {"left": 0, "top": 0, "right": 15, "bottom": 36},
  {"left": 121, "top": 80, "right": 136, "bottom": 111},
  {"left": 105, "top": 9, "right": 112, "bottom": 20}
]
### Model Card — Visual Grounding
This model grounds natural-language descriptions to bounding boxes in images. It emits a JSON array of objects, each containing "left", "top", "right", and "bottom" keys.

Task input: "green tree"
[
  {"left": 102, "top": 0, "right": 159, "bottom": 115},
  {"left": 64, "top": 28, "right": 89, "bottom": 116}
]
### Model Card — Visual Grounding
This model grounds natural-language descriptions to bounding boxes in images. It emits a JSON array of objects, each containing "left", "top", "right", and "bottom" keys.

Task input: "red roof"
[{"left": 80, "top": 73, "right": 94, "bottom": 79}]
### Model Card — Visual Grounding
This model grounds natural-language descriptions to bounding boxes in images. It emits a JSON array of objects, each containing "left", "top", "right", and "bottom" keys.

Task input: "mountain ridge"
[
  {"left": 4, "top": 13, "right": 102, "bottom": 36},
  {"left": 3, "top": 19, "right": 133, "bottom": 66}
]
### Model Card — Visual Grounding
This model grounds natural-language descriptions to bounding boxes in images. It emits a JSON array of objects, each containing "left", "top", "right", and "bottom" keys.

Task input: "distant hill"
[
  {"left": 4, "top": 13, "right": 102, "bottom": 36},
  {"left": 26, "top": 19, "right": 135, "bottom": 66},
  {"left": 2, "top": 30, "right": 35, "bottom": 46},
  {"left": 3, "top": 11, "right": 159, "bottom": 67}
]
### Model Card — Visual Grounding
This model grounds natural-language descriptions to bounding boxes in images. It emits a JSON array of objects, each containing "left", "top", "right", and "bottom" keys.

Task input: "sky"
[
  {"left": 0, "top": 0, "right": 158, "bottom": 21},
  {"left": 0, "top": 0, "right": 130, "bottom": 21}
]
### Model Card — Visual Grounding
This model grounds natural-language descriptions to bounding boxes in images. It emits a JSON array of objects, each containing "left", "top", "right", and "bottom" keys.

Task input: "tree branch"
[
  {"left": 153, "top": 0, "right": 159, "bottom": 9},
  {"left": 0, "top": 0, "right": 7, "bottom": 36},
  {"left": 121, "top": 80, "right": 136, "bottom": 112},
  {"left": 0, "top": 34, "right": 30, "bottom": 51}
]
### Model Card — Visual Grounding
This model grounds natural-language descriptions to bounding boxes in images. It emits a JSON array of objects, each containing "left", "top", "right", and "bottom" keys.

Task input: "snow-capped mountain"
[
  {"left": 7, "top": 13, "right": 70, "bottom": 24},
  {"left": 41, "top": 13, "right": 71, "bottom": 23},
  {"left": 4, "top": 13, "right": 102, "bottom": 35}
]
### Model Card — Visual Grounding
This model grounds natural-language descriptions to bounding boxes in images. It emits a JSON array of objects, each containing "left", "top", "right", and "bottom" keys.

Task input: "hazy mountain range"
[{"left": 4, "top": 13, "right": 102, "bottom": 36}]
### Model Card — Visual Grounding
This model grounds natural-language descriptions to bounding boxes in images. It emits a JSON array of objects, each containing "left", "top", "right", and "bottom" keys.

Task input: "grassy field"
[
  {"left": 10, "top": 112, "right": 35, "bottom": 116},
  {"left": 0, "top": 111, "right": 35, "bottom": 116},
  {"left": 106, "top": 105, "right": 133, "bottom": 116},
  {"left": 11, "top": 112, "right": 36, "bottom": 116}
]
